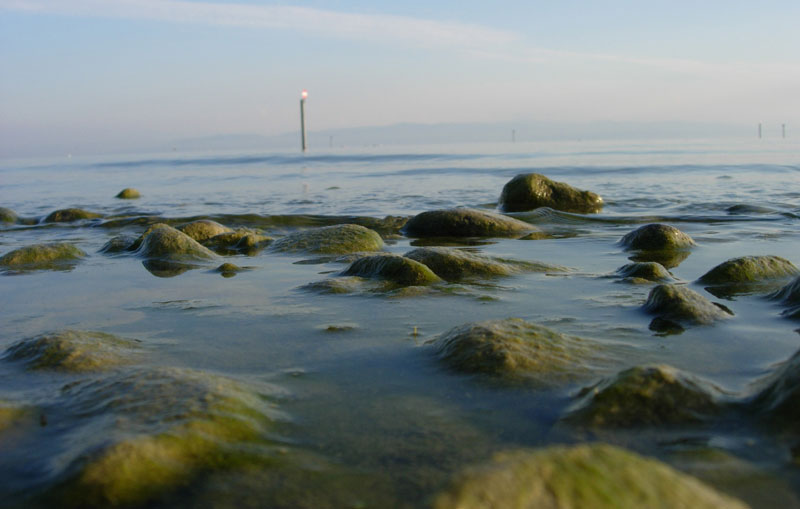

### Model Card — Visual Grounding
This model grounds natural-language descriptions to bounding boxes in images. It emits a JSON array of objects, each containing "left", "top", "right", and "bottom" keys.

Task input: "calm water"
[{"left": 1, "top": 138, "right": 799, "bottom": 507}]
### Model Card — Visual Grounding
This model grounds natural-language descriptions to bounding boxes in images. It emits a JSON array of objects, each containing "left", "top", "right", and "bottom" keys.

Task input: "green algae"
[
  {"left": 429, "top": 318, "right": 608, "bottom": 386},
  {"left": 0, "top": 243, "right": 86, "bottom": 272},
  {"left": 3, "top": 330, "right": 141, "bottom": 373},
  {"left": 134, "top": 224, "right": 217, "bottom": 262},
  {"left": 403, "top": 208, "right": 536, "bottom": 238},
  {"left": 115, "top": 188, "right": 141, "bottom": 199},
  {"left": 0, "top": 207, "right": 19, "bottom": 223},
  {"left": 698, "top": 256, "right": 799, "bottom": 285},
  {"left": 214, "top": 262, "right": 246, "bottom": 277},
  {"left": 404, "top": 246, "right": 567, "bottom": 281},
  {"left": 178, "top": 219, "right": 234, "bottom": 243},
  {"left": 565, "top": 365, "right": 725, "bottom": 428},
  {"left": 204, "top": 229, "right": 273, "bottom": 255},
  {"left": 341, "top": 253, "right": 442, "bottom": 287},
  {"left": 643, "top": 284, "right": 733, "bottom": 330},
  {"left": 433, "top": 443, "right": 748, "bottom": 509},
  {"left": 614, "top": 262, "right": 673, "bottom": 283},
  {"left": 499, "top": 173, "right": 603, "bottom": 214},
  {"left": 270, "top": 224, "right": 384, "bottom": 255},
  {"left": 44, "top": 208, "right": 103, "bottom": 223}
]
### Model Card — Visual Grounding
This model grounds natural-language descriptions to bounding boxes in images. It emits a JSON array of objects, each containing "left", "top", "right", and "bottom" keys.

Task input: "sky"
[{"left": 1, "top": 0, "right": 799, "bottom": 156}]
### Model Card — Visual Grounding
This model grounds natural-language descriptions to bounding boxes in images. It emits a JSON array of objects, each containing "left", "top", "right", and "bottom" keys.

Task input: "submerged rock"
[
  {"left": 433, "top": 443, "right": 747, "bottom": 509},
  {"left": 405, "top": 247, "right": 567, "bottom": 281},
  {"left": 620, "top": 223, "right": 696, "bottom": 251},
  {"left": 0, "top": 207, "right": 18, "bottom": 223},
  {"left": 51, "top": 367, "right": 280, "bottom": 508},
  {"left": 403, "top": 208, "right": 536, "bottom": 238},
  {"left": 99, "top": 234, "right": 138, "bottom": 254},
  {"left": 643, "top": 284, "right": 732, "bottom": 331},
  {"left": 341, "top": 253, "right": 442, "bottom": 287},
  {"left": 270, "top": 224, "right": 384, "bottom": 255},
  {"left": 749, "top": 347, "right": 800, "bottom": 431},
  {"left": 698, "top": 256, "right": 798, "bottom": 285},
  {"left": 771, "top": 276, "right": 800, "bottom": 318},
  {"left": 565, "top": 365, "right": 725, "bottom": 427},
  {"left": 429, "top": 318, "right": 606, "bottom": 386},
  {"left": 204, "top": 229, "right": 273, "bottom": 255},
  {"left": 3, "top": 330, "right": 140, "bottom": 372},
  {"left": 614, "top": 262, "right": 673, "bottom": 283},
  {"left": 301, "top": 277, "right": 363, "bottom": 295},
  {"left": 498, "top": 173, "right": 603, "bottom": 214},
  {"left": 178, "top": 220, "right": 233, "bottom": 243},
  {"left": 134, "top": 224, "right": 217, "bottom": 262},
  {"left": 44, "top": 208, "right": 103, "bottom": 223},
  {"left": 115, "top": 188, "right": 141, "bottom": 199},
  {"left": 0, "top": 242, "right": 86, "bottom": 272}
]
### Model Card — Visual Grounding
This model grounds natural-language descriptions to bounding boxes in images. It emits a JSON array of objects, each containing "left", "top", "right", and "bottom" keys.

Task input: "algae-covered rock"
[
  {"left": 341, "top": 253, "right": 442, "bottom": 287},
  {"left": 643, "top": 284, "right": 732, "bottom": 331},
  {"left": 749, "top": 347, "right": 800, "bottom": 431},
  {"left": 99, "top": 235, "right": 137, "bottom": 254},
  {"left": 498, "top": 173, "right": 603, "bottom": 214},
  {"left": 51, "top": 367, "right": 280, "bottom": 508},
  {"left": 429, "top": 318, "right": 607, "bottom": 386},
  {"left": 771, "top": 276, "right": 800, "bottom": 318},
  {"left": 0, "top": 243, "right": 86, "bottom": 272},
  {"left": 214, "top": 262, "right": 245, "bottom": 278},
  {"left": 134, "top": 224, "right": 217, "bottom": 262},
  {"left": 178, "top": 220, "right": 233, "bottom": 243},
  {"left": 403, "top": 208, "right": 536, "bottom": 238},
  {"left": 115, "top": 188, "right": 141, "bottom": 199},
  {"left": 270, "top": 224, "right": 384, "bottom": 255},
  {"left": 614, "top": 262, "right": 673, "bottom": 283},
  {"left": 565, "top": 365, "right": 725, "bottom": 427},
  {"left": 0, "top": 207, "right": 18, "bottom": 223},
  {"left": 405, "top": 247, "right": 567, "bottom": 281},
  {"left": 620, "top": 224, "right": 696, "bottom": 251},
  {"left": 433, "top": 443, "right": 748, "bottom": 509},
  {"left": 204, "top": 229, "right": 273, "bottom": 255},
  {"left": 3, "top": 330, "right": 141, "bottom": 372},
  {"left": 698, "top": 256, "right": 798, "bottom": 285},
  {"left": 301, "top": 277, "right": 363, "bottom": 295},
  {"left": 0, "top": 401, "right": 33, "bottom": 433},
  {"left": 44, "top": 208, "right": 103, "bottom": 223}
]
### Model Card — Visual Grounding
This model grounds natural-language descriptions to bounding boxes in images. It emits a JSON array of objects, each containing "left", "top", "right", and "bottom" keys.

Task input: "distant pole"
[
  {"left": 758, "top": 123, "right": 762, "bottom": 139},
  {"left": 300, "top": 89, "right": 308, "bottom": 152},
  {"left": 783, "top": 123, "right": 786, "bottom": 138}
]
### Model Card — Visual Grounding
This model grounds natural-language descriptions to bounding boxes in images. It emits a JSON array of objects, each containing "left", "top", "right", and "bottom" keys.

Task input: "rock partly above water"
[
  {"left": 178, "top": 220, "right": 234, "bottom": 243},
  {"left": 698, "top": 256, "right": 799, "bottom": 285},
  {"left": 750, "top": 347, "right": 800, "bottom": 431},
  {"left": 3, "top": 330, "right": 140, "bottom": 372},
  {"left": 643, "top": 284, "right": 733, "bottom": 332},
  {"left": 204, "top": 229, "right": 273, "bottom": 255},
  {"left": 403, "top": 208, "right": 536, "bottom": 238},
  {"left": 115, "top": 188, "right": 141, "bottom": 199},
  {"left": 51, "top": 367, "right": 281, "bottom": 508},
  {"left": 99, "top": 235, "right": 138, "bottom": 254},
  {"left": 405, "top": 247, "right": 567, "bottom": 281},
  {"left": 614, "top": 262, "right": 674, "bottom": 283},
  {"left": 433, "top": 443, "right": 747, "bottom": 509},
  {"left": 0, "top": 207, "right": 18, "bottom": 223},
  {"left": 498, "top": 173, "right": 603, "bottom": 213},
  {"left": 44, "top": 208, "right": 103, "bottom": 223},
  {"left": 133, "top": 224, "right": 217, "bottom": 262},
  {"left": 620, "top": 224, "right": 696, "bottom": 251},
  {"left": 771, "top": 276, "right": 800, "bottom": 318},
  {"left": 0, "top": 242, "right": 86, "bottom": 272},
  {"left": 429, "top": 318, "right": 606, "bottom": 386},
  {"left": 270, "top": 224, "right": 384, "bottom": 255},
  {"left": 565, "top": 365, "right": 725, "bottom": 427},
  {"left": 214, "top": 262, "right": 246, "bottom": 278},
  {"left": 341, "top": 253, "right": 442, "bottom": 287}
]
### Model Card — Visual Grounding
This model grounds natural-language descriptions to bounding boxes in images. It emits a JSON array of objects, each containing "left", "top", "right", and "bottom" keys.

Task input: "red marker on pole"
[{"left": 300, "top": 89, "right": 308, "bottom": 152}]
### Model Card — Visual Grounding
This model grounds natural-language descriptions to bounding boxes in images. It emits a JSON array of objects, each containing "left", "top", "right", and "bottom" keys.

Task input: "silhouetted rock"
[{"left": 643, "top": 284, "right": 732, "bottom": 331}]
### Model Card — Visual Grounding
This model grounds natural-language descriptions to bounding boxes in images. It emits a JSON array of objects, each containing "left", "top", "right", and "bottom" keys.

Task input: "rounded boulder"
[{"left": 499, "top": 173, "right": 603, "bottom": 213}]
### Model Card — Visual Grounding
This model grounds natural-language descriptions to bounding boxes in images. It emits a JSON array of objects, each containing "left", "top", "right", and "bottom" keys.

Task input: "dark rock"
[
  {"left": 134, "top": 224, "right": 217, "bottom": 262},
  {"left": 341, "top": 253, "right": 441, "bottom": 286},
  {"left": 99, "top": 235, "right": 137, "bottom": 254},
  {"left": 643, "top": 284, "right": 733, "bottom": 328},
  {"left": 44, "top": 208, "right": 103, "bottom": 223},
  {"left": 499, "top": 173, "right": 603, "bottom": 213},
  {"left": 750, "top": 347, "right": 800, "bottom": 431},
  {"left": 405, "top": 247, "right": 567, "bottom": 281},
  {"left": 403, "top": 208, "right": 536, "bottom": 238}
]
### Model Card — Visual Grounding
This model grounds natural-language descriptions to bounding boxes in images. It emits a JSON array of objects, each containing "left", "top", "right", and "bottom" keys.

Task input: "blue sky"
[{"left": 1, "top": 0, "right": 799, "bottom": 156}]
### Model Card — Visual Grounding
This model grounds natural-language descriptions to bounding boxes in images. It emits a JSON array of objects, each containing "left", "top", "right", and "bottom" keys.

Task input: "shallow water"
[{"left": 1, "top": 138, "right": 799, "bottom": 507}]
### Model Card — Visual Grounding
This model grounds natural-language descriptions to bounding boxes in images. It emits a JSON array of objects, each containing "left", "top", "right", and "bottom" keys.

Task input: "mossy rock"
[
  {"left": 620, "top": 224, "right": 695, "bottom": 251},
  {"left": 498, "top": 173, "right": 603, "bottom": 213},
  {"left": 341, "top": 253, "right": 442, "bottom": 287},
  {"left": 565, "top": 365, "right": 725, "bottom": 427},
  {"left": 643, "top": 284, "right": 733, "bottom": 330},
  {"left": 0, "top": 207, "right": 18, "bottom": 223},
  {"left": 115, "top": 188, "right": 141, "bottom": 199},
  {"left": 614, "top": 262, "right": 673, "bottom": 283},
  {"left": 301, "top": 277, "right": 363, "bottom": 295},
  {"left": 44, "top": 208, "right": 103, "bottom": 223},
  {"left": 270, "top": 224, "right": 384, "bottom": 255},
  {"left": 429, "top": 318, "right": 607, "bottom": 386},
  {"left": 133, "top": 224, "right": 217, "bottom": 262},
  {"left": 405, "top": 247, "right": 567, "bottom": 281},
  {"left": 403, "top": 208, "right": 537, "bottom": 238},
  {"left": 204, "top": 229, "right": 273, "bottom": 255},
  {"left": 50, "top": 367, "right": 280, "bottom": 508},
  {"left": 433, "top": 443, "right": 748, "bottom": 509},
  {"left": 178, "top": 220, "right": 234, "bottom": 243},
  {"left": 749, "top": 347, "right": 800, "bottom": 431},
  {"left": 3, "top": 330, "right": 141, "bottom": 372},
  {"left": 0, "top": 243, "right": 86, "bottom": 272},
  {"left": 99, "top": 235, "right": 138, "bottom": 254},
  {"left": 771, "top": 276, "right": 800, "bottom": 318},
  {"left": 214, "top": 263, "right": 245, "bottom": 278},
  {"left": 698, "top": 256, "right": 798, "bottom": 285}
]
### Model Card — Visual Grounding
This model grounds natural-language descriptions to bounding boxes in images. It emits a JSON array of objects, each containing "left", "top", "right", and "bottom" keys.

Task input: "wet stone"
[
  {"left": 44, "top": 208, "right": 103, "bottom": 223},
  {"left": 3, "top": 330, "right": 141, "bottom": 373},
  {"left": 620, "top": 223, "right": 696, "bottom": 251},
  {"left": 115, "top": 188, "right": 141, "bottom": 199},
  {"left": 134, "top": 224, "right": 217, "bottom": 262},
  {"left": 0, "top": 207, "right": 18, "bottom": 223},
  {"left": 643, "top": 284, "right": 733, "bottom": 329},
  {"left": 178, "top": 220, "right": 234, "bottom": 243},
  {"left": 214, "top": 262, "right": 245, "bottom": 278},
  {"left": 402, "top": 208, "right": 537, "bottom": 238},
  {"left": 749, "top": 347, "right": 800, "bottom": 431},
  {"left": 341, "top": 253, "right": 441, "bottom": 287},
  {"left": 498, "top": 173, "right": 603, "bottom": 213},
  {"left": 698, "top": 255, "right": 798, "bottom": 285},
  {"left": 564, "top": 365, "right": 725, "bottom": 427},
  {"left": 433, "top": 443, "right": 747, "bottom": 509},
  {"left": 405, "top": 247, "right": 567, "bottom": 281},
  {"left": 204, "top": 229, "right": 273, "bottom": 255},
  {"left": 270, "top": 224, "right": 384, "bottom": 255},
  {"left": 614, "top": 262, "right": 673, "bottom": 283},
  {"left": 429, "top": 318, "right": 607, "bottom": 386},
  {"left": 99, "top": 234, "right": 137, "bottom": 254},
  {"left": 0, "top": 242, "right": 86, "bottom": 272},
  {"left": 771, "top": 276, "right": 800, "bottom": 318}
]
